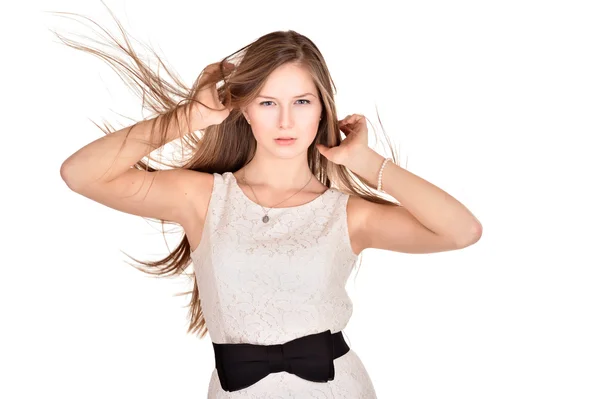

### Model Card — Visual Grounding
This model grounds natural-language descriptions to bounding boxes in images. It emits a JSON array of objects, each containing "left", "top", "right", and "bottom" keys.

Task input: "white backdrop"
[{"left": 2, "top": 0, "right": 599, "bottom": 398}]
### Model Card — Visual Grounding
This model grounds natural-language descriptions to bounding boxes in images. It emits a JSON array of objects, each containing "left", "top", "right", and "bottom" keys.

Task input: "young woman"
[{"left": 58, "top": 12, "right": 481, "bottom": 398}]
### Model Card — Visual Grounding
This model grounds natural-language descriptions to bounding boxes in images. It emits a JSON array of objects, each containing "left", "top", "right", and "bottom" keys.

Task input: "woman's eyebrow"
[{"left": 257, "top": 93, "right": 316, "bottom": 99}]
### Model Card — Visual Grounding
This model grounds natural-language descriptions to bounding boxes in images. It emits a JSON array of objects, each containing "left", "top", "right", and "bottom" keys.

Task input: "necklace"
[{"left": 242, "top": 168, "right": 314, "bottom": 223}]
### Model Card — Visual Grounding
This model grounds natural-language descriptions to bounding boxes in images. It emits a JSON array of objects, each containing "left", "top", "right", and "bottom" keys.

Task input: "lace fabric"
[{"left": 191, "top": 172, "right": 377, "bottom": 398}]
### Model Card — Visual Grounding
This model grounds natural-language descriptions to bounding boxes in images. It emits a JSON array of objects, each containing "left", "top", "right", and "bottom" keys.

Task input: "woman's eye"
[{"left": 259, "top": 99, "right": 311, "bottom": 106}]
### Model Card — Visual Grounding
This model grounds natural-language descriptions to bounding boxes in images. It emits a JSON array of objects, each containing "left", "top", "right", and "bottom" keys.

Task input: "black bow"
[{"left": 212, "top": 330, "right": 348, "bottom": 392}]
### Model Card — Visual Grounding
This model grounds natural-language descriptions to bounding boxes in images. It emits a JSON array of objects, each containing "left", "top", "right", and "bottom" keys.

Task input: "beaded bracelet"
[{"left": 377, "top": 157, "right": 393, "bottom": 192}]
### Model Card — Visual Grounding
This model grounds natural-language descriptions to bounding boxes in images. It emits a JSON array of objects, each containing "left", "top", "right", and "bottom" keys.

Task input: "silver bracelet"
[{"left": 377, "top": 157, "right": 393, "bottom": 192}]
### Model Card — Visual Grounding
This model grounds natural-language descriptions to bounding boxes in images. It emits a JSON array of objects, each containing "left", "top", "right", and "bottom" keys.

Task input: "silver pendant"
[{"left": 262, "top": 215, "right": 270, "bottom": 223}]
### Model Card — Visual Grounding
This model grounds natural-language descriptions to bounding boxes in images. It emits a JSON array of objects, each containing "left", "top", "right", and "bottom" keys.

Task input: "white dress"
[{"left": 191, "top": 172, "right": 377, "bottom": 398}]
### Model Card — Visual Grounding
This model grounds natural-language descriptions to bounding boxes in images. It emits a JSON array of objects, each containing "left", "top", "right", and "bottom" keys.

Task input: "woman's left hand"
[{"left": 316, "top": 114, "right": 369, "bottom": 166}]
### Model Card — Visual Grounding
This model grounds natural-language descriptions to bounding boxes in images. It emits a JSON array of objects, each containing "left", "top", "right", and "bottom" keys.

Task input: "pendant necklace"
[{"left": 242, "top": 168, "right": 314, "bottom": 223}]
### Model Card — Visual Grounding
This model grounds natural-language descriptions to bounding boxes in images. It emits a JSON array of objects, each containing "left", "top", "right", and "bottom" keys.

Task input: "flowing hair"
[{"left": 47, "top": 2, "right": 403, "bottom": 339}]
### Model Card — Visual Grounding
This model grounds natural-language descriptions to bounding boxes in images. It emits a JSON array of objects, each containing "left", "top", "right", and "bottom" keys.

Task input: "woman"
[{"left": 57, "top": 11, "right": 481, "bottom": 398}]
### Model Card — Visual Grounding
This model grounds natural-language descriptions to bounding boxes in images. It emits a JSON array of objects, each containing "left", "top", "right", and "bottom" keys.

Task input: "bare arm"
[
  {"left": 58, "top": 103, "right": 216, "bottom": 225},
  {"left": 60, "top": 103, "right": 205, "bottom": 189},
  {"left": 58, "top": 61, "right": 234, "bottom": 225}
]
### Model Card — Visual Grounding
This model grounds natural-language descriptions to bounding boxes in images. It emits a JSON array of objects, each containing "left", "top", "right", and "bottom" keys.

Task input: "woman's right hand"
[{"left": 191, "top": 61, "right": 236, "bottom": 129}]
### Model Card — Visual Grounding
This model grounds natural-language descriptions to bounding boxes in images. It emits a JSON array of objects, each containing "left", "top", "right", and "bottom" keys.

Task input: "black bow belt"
[{"left": 212, "top": 329, "right": 350, "bottom": 392}]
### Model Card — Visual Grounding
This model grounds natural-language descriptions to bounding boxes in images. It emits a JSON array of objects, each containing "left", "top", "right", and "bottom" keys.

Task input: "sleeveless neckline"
[{"left": 226, "top": 171, "right": 332, "bottom": 210}]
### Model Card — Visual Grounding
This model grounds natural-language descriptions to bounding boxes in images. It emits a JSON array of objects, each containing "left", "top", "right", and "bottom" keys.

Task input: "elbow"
[
  {"left": 60, "top": 161, "right": 79, "bottom": 191},
  {"left": 456, "top": 222, "right": 482, "bottom": 248}
]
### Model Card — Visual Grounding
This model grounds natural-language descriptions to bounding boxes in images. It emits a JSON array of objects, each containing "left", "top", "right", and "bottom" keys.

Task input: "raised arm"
[{"left": 59, "top": 62, "right": 233, "bottom": 225}]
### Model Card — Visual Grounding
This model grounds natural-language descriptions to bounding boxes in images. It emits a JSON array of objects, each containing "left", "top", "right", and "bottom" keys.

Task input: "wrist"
[
  {"left": 346, "top": 146, "right": 385, "bottom": 189},
  {"left": 188, "top": 102, "right": 210, "bottom": 131}
]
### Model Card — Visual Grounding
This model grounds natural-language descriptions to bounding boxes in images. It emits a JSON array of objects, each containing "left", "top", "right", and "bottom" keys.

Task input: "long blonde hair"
[{"left": 48, "top": 4, "right": 402, "bottom": 339}]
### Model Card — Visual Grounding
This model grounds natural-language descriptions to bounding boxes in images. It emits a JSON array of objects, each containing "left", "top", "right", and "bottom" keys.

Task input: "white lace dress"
[{"left": 191, "top": 172, "right": 377, "bottom": 398}]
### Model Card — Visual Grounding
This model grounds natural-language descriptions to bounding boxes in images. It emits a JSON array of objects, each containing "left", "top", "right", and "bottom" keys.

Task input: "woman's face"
[{"left": 242, "top": 63, "right": 322, "bottom": 157}]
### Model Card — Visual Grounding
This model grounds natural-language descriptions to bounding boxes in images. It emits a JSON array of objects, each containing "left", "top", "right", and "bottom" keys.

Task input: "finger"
[
  {"left": 221, "top": 61, "right": 236, "bottom": 72},
  {"left": 204, "top": 62, "right": 234, "bottom": 76}
]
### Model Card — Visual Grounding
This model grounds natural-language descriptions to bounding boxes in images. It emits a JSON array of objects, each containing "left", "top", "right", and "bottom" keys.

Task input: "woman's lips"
[{"left": 274, "top": 138, "right": 297, "bottom": 145}]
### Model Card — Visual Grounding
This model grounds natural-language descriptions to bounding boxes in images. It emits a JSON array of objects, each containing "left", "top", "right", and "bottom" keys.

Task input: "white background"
[{"left": 2, "top": 0, "right": 599, "bottom": 398}]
